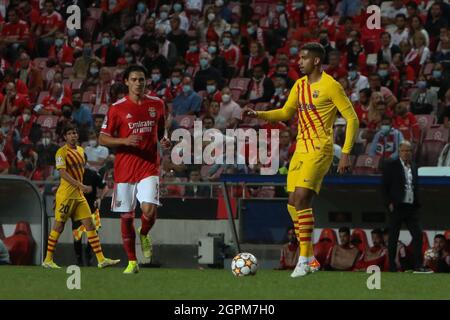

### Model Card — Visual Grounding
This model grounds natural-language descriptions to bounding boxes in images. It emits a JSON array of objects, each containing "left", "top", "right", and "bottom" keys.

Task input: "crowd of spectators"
[{"left": 0, "top": 0, "right": 450, "bottom": 197}]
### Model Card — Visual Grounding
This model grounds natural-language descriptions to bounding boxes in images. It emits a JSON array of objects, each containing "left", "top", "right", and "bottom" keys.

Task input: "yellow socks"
[
  {"left": 87, "top": 230, "right": 105, "bottom": 263},
  {"left": 44, "top": 230, "right": 60, "bottom": 262},
  {"left": 297, "top": 208, "right": 314, "bottom": 261},
  {"left": 287, "top": 204, "right": 300, "bottom": 242}
]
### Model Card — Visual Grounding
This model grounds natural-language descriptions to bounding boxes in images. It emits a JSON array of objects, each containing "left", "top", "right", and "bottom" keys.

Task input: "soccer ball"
[{"left": 231, "top": 252, "right": 258, "bottom": 276}]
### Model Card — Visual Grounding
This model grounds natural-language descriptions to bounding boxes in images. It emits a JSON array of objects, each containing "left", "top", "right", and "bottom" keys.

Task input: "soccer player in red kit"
[{"left": 99, "top": 65, "right": 171, "bottom": 274}]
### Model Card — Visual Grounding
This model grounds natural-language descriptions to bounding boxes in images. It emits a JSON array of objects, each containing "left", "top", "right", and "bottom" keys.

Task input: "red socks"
[
  {"left": 140, "top": 212, "right": 156, "bottom": 236},
  {"left": 120, "top": 213, "right": 136, "bottom": 261}
]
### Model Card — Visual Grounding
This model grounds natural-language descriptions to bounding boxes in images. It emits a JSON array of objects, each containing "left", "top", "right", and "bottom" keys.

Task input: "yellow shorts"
[
  {"left": 287, "top": 150, "right": 333, "bottom": 194},
  {"left": 55, "top": 195, "right": 91, "bottom": 223}
]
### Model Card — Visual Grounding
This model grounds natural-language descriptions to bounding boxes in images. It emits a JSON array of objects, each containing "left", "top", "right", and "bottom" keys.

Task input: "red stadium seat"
[
  {"left": 406, "top": 231, "right": 430, "bottom": 258},
  {"left": 175, "top": 115, "right": 196, "bottom": 129},
  {"left": 353, "top": 155, "right": 381, "bottom": 175},
  {"left": 313, "top": 240, "right": 333, "bottom": 267},
  {"left": 445, "top": 230, "right": 450, "bottom": 240},
  {"left": 71, "top": 79, "right": 83, "bottom": 92},
  {"left": 319, "top": 228, "right": 338, "bottom": 245},
  {"left": 2, "top": 221, "right": 35, "bottom": 265},
  {"left": 419, "top": 126, "right": 449, "bottom": 166},
  {"left": 229, "top": 77, "right": 251, "bottom": 92},
  {"left": 351, "top": 229, "right": 369, "bottom": 252},
  {"left": 37, "top": 115, "right": 58, "bottom": 129}
]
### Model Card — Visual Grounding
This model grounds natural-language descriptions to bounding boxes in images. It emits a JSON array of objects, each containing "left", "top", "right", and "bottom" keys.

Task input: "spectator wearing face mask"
[
  {"left": 241, "top": 21, "right": 265, "bottom": 57},
  {"left": 427, "top": 62, "right": 449, "bottom": 101},
  {"left": 73, "top": 42, "right": 102, "bottom": 80},
  {"left": 14, "top": 107, "right": 38, "bottom": 142},
  {"left": 410, "top": 77, "right": 438, "bottom": 114},
  {"left": 265, "top": 1, "right": 289, "bottom": 55},
  {"left": 196, "top": 6, "right": 229, "bottom": 43},
  {"left": 270, "top": 76, "right": 289, "bottom": 109},
  {"left": 55, "top": 104, "right": 75, "bottom": 138},
  {"left": 392, "top": 102, "right": 420, "bottom": 144},
  {"left": 376, "top": 60, "right": 399, "bottom": 97},
  {"left": 193, "top": 51, "right": 224, "bottom": 92},
  {"left": 71, "top": 93, "right": 93, "bottom": 129},
  {"left": 156, "top": 5, "right": 171, "bottom": 35},
  {"left": 147, "top": 66, "right": 167, "bottom": 99},
  {"left": 142, "top": 42, "right": 170, "bottom": 79},
  {"left": 347, "top": 63, "right": 369, "bottom": 100},
  {"left": 94, "top": 31, "right": 120, "bottom": 67},
  {"left": 164, "top": 69, "right": 183, "bottom": 102},
  {"left": 48, "top": 30, "right": 74, "bottom": 67},
  {"left": 185, "top": 38, "right": 200, "bottom": 68},
  {"left": 221, "top": 31, "right": 242, "bottom": 78},
  {"left": 84, "top": 130, "right": 109, "bottom": 170},
  {"left": 207, "top": 40, "right": 229, "bottom": 79},
  {"left": 172, "top": 76, "right": 202, "bottom": 116},
  {"left": 81, "top": 60, "right": 102, "bottom": 92},
  {"left": 218, "top": 87, "right": 242, "bottom": 129},
  {"left": 204, "top": 78, "right": 222, "bottom": 105},
  {"left": 369, "top": 114, "right": 404, "bottom": 161}
]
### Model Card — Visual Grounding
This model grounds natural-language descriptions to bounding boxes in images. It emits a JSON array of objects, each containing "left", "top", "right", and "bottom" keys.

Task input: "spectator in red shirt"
[
  {"left": 15, "top": 52, "right": 43, "bottom": 103},
  {"left": 0, "top": 82, "right": 31, "bottom": 117},
  {"left": 39, "top": 82, "right": 72, "bottom": 115},
  {"left": 0, "top": 8, "right": 30, "bottom": 60},
  {"left": 14, "top": 107, "right": 37, "bottom": 141},
  {"left": 221, "top": 31, "right": 242, "bottom": 78},
  {"left": 17, "top": 0, "right": 41, "bottom": 35},
  {"left": 393, "top": 102, "right": 420, "bottom": 144},
  {"left": 36, "top": 0, "right": 64, "bottom": 57},
  {"left": 392, "top": 52, "right": 416, "bottom": 94},
  {"left": 325, "top": 50, "right": 348, "bottom": 80},
  {"left": 0, "top": 68, "right": 29, "bottom": 96},
  {"left": 354, "top": 88, "right": 372, "bottom": 128},
  {"left": 185, "top": 38, "right": 200, "bottom": 68},
  {"left": 48, "top": 31, "right": 74, "bottom": 67},
  {"left": 270, "top": 76, "right": 290, "bottom": 109},
  {"left": 243, "top": 41, "right": 269, "bottom": 78}
]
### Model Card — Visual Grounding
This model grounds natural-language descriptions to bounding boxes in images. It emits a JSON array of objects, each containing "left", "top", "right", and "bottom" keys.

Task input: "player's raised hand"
[
  {"left": 124, "top": 134, "right": 142, "bottom": 147},
  {"left": 337, "top": 153, "right": 352, "bottom": 174},
  {"left": 241, "top": 105, "right": 258, "bottom": 120}
]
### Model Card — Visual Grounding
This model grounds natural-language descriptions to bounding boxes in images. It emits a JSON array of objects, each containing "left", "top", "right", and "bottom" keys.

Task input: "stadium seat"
[
  {"left": 319, "top": 228, "right": 338, "bottom": 245},
  {"left": 353, "top": 155, "right": 381, "bottom": 175},
  {"left": 419, "top": 126, "right": 449, "bottom": 166},
  {"left": 37, "top": 115, "right": 58, "bottom": 129},
  {"left": 92, "top": 104, "right": 109, "bottom": 115},
  {"left": 422, "top": 63, "right": 434, "bottom": 76},
  {"left": 175, "top": 115, "right": 196, "bottom": 129},
  {"left": 313, "top": 240, "right": 333, "bottom": 267},
  {"left": 351, "top": 229, "right": 369, "bottom": 252},
  {"left": 229, "top": 77, "right": 251, "bottom": 92},
  {"left": 71, "top": 79, "right": 83, "bottom": 92},
  {"left": 63, "top": 67, "right": 73, "bottom": 79},
  {"left": 406, "top": 231, "right": 430, "bottom": 258},
  {"left": 2, "top": 221, "right": 35, "bottom": 265},
  {"left": 415, "top": 114, "right": 436, "bottom": 133}
]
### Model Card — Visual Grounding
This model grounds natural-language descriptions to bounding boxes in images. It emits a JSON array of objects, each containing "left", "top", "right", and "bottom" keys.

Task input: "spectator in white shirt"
[
  {"left": 390, "top": 13, "right": 409, "bottom": 46},
  {"left": 219, "top": 87, "right": 242, "bottom": 129},
  {"left": 84, "top": 130, "right": 109, "bottom": 170}
]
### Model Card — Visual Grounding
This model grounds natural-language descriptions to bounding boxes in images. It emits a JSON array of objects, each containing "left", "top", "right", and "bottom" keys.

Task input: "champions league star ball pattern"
[{"left": 231, "top": 253, "right": 258, "bottom": 276}]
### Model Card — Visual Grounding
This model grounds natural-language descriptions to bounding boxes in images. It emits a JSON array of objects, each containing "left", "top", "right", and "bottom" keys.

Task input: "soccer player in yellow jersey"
[
  {"left": 42, "top": 124, "right": 120, "bottom": 269},
  {"left": 243, "top": 43, "right": 359, "bottom": 277}
]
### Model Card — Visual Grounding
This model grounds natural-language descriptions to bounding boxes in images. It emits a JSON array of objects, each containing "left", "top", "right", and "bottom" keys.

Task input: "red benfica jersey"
[
  {"left": 39, "top": 11, "right": 63, "bottom": 34},
  {"left": 1, "top": 20, "right": 30, "bottom": 40},
  {"left": 101, "top": 95, "right": 165, "bottom": 183}
]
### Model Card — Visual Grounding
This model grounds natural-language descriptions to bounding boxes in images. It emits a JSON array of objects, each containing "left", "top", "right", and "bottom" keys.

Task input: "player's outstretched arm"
[{"left": 98, "top": 133, "right": 142, "bottom": 148}]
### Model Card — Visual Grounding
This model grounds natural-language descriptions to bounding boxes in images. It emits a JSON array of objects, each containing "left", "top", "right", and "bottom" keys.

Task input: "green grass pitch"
[{"left": 0, "top": 266, "right": 449, "bottom": 300}]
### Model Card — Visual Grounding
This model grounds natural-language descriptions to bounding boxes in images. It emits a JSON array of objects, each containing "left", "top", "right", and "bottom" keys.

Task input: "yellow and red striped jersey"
[
  {"left": 55, "top": 144, "right": 85, "bottom": 199},
  {"left": 258, "top": 71, "right": 359, "bottom": 155}
]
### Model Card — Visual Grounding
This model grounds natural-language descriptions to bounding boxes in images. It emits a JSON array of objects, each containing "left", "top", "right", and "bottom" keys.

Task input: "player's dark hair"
[
  {"left": 123, "top": 64, "right": 148, "bottom": 81},
  {"left": 62, "top": 123, "right": 78, "bottom": 136},
  {"left": 300, "top": 42, "right": 326, "bottom": 63},
  {"left": 338, "top": 227, "right": 350, "bottom": 234}
]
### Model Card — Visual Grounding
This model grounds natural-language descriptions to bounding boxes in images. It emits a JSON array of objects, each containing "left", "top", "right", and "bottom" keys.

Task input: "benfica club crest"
[
  {"left": 149, "top": 107, "right": 156, "bottom": 118},
  {"left": 313, "top": 90, "right": 320, "bottom": 98}
]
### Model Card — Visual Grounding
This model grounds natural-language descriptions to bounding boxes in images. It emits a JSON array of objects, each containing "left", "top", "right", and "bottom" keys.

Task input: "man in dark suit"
[
  {"left": 382, "top": 140, "right": 425, "bottom": 272},
  {"left": 377, "top": 32, "right": 401, "bottom": 65}
]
